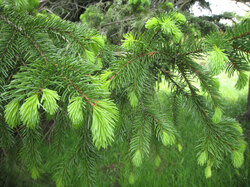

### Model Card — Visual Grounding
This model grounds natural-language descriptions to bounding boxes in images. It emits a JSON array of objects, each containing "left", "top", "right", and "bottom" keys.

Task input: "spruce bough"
[{"left": 0, "top": 0, "right": 249, "bottom": 186}]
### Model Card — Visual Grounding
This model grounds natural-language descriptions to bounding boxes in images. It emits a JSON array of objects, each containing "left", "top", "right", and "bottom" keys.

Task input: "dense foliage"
[{"left": 0, "top": 0, "right": 249, "bottom": 186}]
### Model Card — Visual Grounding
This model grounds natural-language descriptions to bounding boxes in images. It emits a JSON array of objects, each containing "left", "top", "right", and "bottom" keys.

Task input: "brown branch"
[
  {"left": 63, "top": 76, "right": 94, "bottom": 105},
  {"left": 68, "top": 31, "right": 86, "bottom": 51},
  {"left": 229, "top": 31, "right": 250, "bottom": 41},
  {"left": 228, "top": 57, "right": 240, "bottom": 72},
  {"left": 177, "top": 49, "right": 203, "bottom": 57},
  {"left": 232, "top": 46, "right": 250, "bottom": 54}
]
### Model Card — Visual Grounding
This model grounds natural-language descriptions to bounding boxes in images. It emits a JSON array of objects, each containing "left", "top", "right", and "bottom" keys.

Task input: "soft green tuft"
[
  {"left": 132, "top": 149, "right": 142, "bottom": 167},
  {"left": 128, "top": 91, "right": 139, "bottom": 108},
  {"left": 208, "top": 46, "right": 229, "bottom": 75},
  {"left": 31, "top": 167, "right": 40, "bottom": 180},
  {"left": 41, "top": 89, "right": 60, "bottom": 115},
  {"left": 67, "top": 97, "right": 85, "bottom": 129},
  {"left": 154, "top": 154, "right": 161, "bottom": 168},
  {"left": 232, "top": 150, "right": 244, "bottom": 168},
  {"left": 145, "top": 17, "right": 159, "bottom": 30},
  {"left": 212, "top": 107, "right": 222, "bottom": 124},
  {"left": 161, "top": 131, "right": 175, "bottom": 146},
  {"left": 4, "top": 99, "right": 21, "bottom": 128},
  {"left": 197, "top": 151, "right": 208, "bottom": 166},
  {"left": 20, "top": 94, "right": 40, "bottom": 129},
  {"left": 128, "top": 172, "right": 135, "bottom": 185},
  {"left": 92, "top": 99, "right": 119, "bottom": 149},
  {"left": 205, "top": 165, "right": 212, "bottom": 178}
]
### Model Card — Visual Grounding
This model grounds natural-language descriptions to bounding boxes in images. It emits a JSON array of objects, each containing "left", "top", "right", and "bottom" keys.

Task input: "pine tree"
[{"left": 0, "top": 0, "right": 249, "bottom": 186}]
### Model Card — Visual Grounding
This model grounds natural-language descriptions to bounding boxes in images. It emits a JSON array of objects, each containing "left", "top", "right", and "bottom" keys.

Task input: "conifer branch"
[
  {"left": 0, "top": 30, "right": 17, "bottom": 66},
  {"left": 63, "top": 76, "right": 92, "bottom": 103},
  {"left": 0, "top": 14, "right": 49, "bottom": 66},
  {"left": 110, "top": 52, "right": 160, "bottom": 80},
  {"left": 232, "top": 47, "right": 250, "bottom": 54},
  {"left": 229, "top": 31, "right": 250, "bottom": 41},
  {"left": 177, "top": 49, "right": 203, "bottom": 57},
  {"left": 139, "top": 112, "right": 146, "bottom": 150},
  {"left": 177, "top": 64, "right": 209, "bottom": 121},
  {"left": 155, "top": 64, "right": 189, "bottom": 97},
  {"left": 181, "top": 60, "right": 219, "bottom": 107},
  {"left": 228, "top": 57, "right": 240, "bottom": 72}
]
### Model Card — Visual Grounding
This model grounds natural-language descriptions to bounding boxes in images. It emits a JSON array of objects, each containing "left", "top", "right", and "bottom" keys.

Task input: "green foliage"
[
  {"left": 208, "top": 46, "right": 229, "bottom": 74},
  {"left": 92, "top": 99, "right": 119, "bottom": 149},
  {"left": 0, "top": 1, "right": 249, "bottom": 186},
  {"left": 128, "top": 90, "right": 139, "bottom": 108},
  {"left": 197, "top": 151, "right": 208, "bottom": 166},
  {"left": 121, "top": 32, "right": 138, "bottom": 49},
  {"left": 68, "top": 97, "right": 85, "bottom": 129},
  {"left": 132, "top": 149, "right": 143, "bottom": 167},
  {"left": 4, "top": 99, "right": 21, "bottom": 128},
  {"left": 154, "top": 154, "right": 161, "bottom": 167},
  {"left": 205, "top": 165, "right": 212, "bottom": 178},
  {"left": 232, "top": 150, "right": 244, "bottom": 168},
  {"left": 145, "top": 13, "right": 185, "bottom": 43},
  {"left": 128, "top": 172, "right": 135, "bottom": 185},
  {"left": 212, "top": 107, "right": 222, "bottom": 123},
  {"left": 41, "top": 88, "right": 60, "bottom": 115},
  {"left": 20, "top": 94, "right": 40, "bottom": 129}
]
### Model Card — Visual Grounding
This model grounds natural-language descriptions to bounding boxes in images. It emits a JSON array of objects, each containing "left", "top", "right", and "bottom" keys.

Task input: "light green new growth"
[
  {"left": 154, "top": 154, "right": 161, "bottom": 168},
  {"left": 121, "top": 33, "right": 137, "bottom": 49},
  {"left": 197, "top": 151, "right": 208, "bottom": 166},
  {"left": 67, "top": 97, "right": 85, "bottom": 128},
  {"left": 212, "top": 107, "right": 222, "bottom": 123},
  {"left": 161, "top": 131, "right": 176, "bottom": 146},
  {"left": 132, "top": 149, "right": 142, "bottom": 167},
  {"left": 89, "top": 35, "right": 106, "bottom": 55},
  {"left": 145, "top": 17, "right": 159, "bottom": 30},
  {"left": 20, "top": 94, "right": 40, "bottom": 129},
  {"left": 4, "top": 99, "right": 21, "bottom": 128},
  {"left": 178, "top": 144, "right": 182, "bottom": 152},
  {"left": 96, "top": 70, "right": 112, "bottom": 91},
  {"left": 128, "top": 90, "right": 139, "bottom": 108},
  {"left": 91, "top": 35, "right": 105, "bottom": 48},
  {"left": 128, "top": 172, "right": 135, "bottom": 185},
  {"left": 173, "top": 12, "right": 186, "bottom": 23},
  {"left": 233, "top": 123, "right": 243, "bottom": 134},
  {"left": 31, "top": 167, "right": 40, "bottom": 180},
  {"left": 92, "top": 100, "right": 119, "bottom": 149},
  {"left": 83, "top": 49, "right": 95, "bottom": 63},
  {"left": 208, "top": 46, "right": 229, "bottom": 75},
  {"left": 41, "top": 89, "right": 60, "bottom": 115},
  {"left": 160, "top": 17, "right": 183, "bottom": 42},
  {"left": 239, "top": 140, "right": 247, "bottom": 153},
  {"left": 205, "top": 165, "right": 212, "bottom": 178},
  {"left": 232, "top": 150, "right": 244, "bottom": 168}
]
